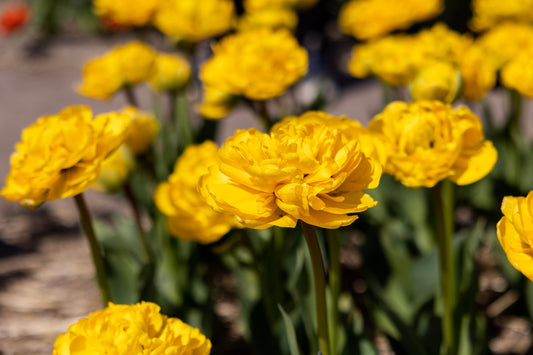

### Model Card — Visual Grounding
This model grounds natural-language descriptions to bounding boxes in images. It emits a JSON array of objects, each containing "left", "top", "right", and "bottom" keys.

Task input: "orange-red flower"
[{"left": 0, "top": 3, "right": 29, "bottom": 34}]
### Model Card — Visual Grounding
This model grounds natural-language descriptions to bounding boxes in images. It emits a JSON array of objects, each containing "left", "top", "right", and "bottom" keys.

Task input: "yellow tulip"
[
  {"left": 200, "top": 112, "right": 382, "bottom": 229},
  {"left": 476, "top": 22, "right": 533, "bottom": 69},
  {"left": 93, "top": 0, "right": 159, "bottom": 26},
  {"left": 149, "top": 53, "right": 191, "bottom": 92},
  {"left": 238, "top": 7, "right": 298, "bottom": 31},
  {"left": 78, "top": 41, "right": 156, "bottom": 100},
  {"left": 470, "top": 0, "right": 533, "bottom": 32},
  {"left": 52, "top": 301, "right": 211, "bottom": 355},
  {"left": 1, "top": 106, "right": 130, "bottom": 208},
  {"left": 197, "top": 86, "right": 237, "bottom": 120},
  {"left": 339, "top": 0, "right": 443, "bottom": 40},
  {"left": 409, "top": 61, "right": 462, "bottom": 103},
  {"left": 153, "top": 0, "right": 235, "bottom": 42},
  {"left": 368, "top": 101, "right": 497, "bottom": 188},
  {"left": 201, "top": 28, "right": 308, "bottom": 100},
  {"left": 154, "top": 141, "right": 240, "bottom": 244},
  {"left": 348, "top": 23, "right": 472, "bottom": 88},
  {"left": 92, "top": 145, "right": 136, "bottom": 193},
  {"left": 121, "top": 105, "right": 160, "bottom": 154},
  {"left": 501, "top": 50, "right": 533, "bottom": 98},
  {"left": 497, "top": 192, "right": 533, "bottom": 282}
]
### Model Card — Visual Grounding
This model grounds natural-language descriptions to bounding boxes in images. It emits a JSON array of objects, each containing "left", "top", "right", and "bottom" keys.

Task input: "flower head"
[
  {"left": 409, "top": 61, "right": 462, "bottom": 103},
  {"left": 348, "top": 34, "right": 422, "bottom": 87},
  {"left": 497, "top": 192, "right": 533, "bottom": 282},
  {"left": 149, "top": 52, "right": 191, "bottom": 92},
  {"left": 501, "top": 50, "right": 533, "bottom": 97},
  {"left": 456, "top": 43, "right": 498, "bottom": 100},
  {"left": 52, "top": 301, "right": 212, "bottom": 355},
  {"left": 339, "top": 0, "right": 443, "bottom": 40},
  {"left": 1, "top": 106, "right": 130, "bottom": 208},
  {"left": 476, "top": 22, "right": 533, "bottom": 69},
  {"left": 201, "top": 28, "right": 308, "bottom": 100},
  {"left": 93, "top": 0, "right": 159, "bottom": 27},
  {"left": 153, "top": 0, "right": 235, "bottom": 42},
  {"left": 197, "top": 86, "right": 237, "bottom": 120},
  {"left": 0, "top": 3, "right": 29, "bottom": 35},
  {"left": 92, "top": 145, "right": 136, "bottom": 193},
  {"left": 155, "top": 141, "right": 239, "bottom": 243},
  {"left": 470, "top": 0, "right": 533, "bottom": 32},
  {"left": 238, "top": 7, "right": 298, "bottom": 31},
  {"left": 200, "top": 111, "right": 381, "bottom": 229},
  {"left": 78, "top": 41, "right": 156, "bottom": 99},
  {"left": 368, "top": 101, "right": 497, "bottom": 188},
  {"left": 348, "top": 23, "right": 471, "bottom": 87},
  {"left": 120, "top": 105, "right": 160, "bottom": 154}
]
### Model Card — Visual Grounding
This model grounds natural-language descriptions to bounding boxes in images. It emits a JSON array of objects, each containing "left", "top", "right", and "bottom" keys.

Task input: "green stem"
[
  {"left": 327, "top": 229, "right": 340, "bottom": 355},
  {"left": 255, "top": 100, "right": 274, "bottom": 131},
  {"left": 508, "top": 89, "right": 522, "bottom": 137},
  {"left": 123, "top": 86, "right": 139, "bottom": 107},
  {"left": 431, "top": 180, "right": 456, "bottom": 355},
  {"left": 300, "top": 221, "right": 331, "bottom": 355},
  {"left": 171, "top": 90, "right": 194, "bottom": 148},
  {"left": 73, "top": 193, "right": 111, "bottom": 305},
  {"left": 124, "top": 183, "right": 150, "bottom": 262}
]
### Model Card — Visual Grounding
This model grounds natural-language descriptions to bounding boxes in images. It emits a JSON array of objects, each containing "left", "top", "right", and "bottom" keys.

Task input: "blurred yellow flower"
[
  {"left": 244, "top": 0, "right": 318, "bottom": 11},
  {"left": 93, "top": 0, "right": 159, "bottom": 26},
  {"left": 197, "top": 86, "right": 237, "bottom": 120},
  {"left": 415, "top": 23, "right": 472, "bottom": 62},
  {"left": 476, "top": 22, "right": 533, "bottom": 69},
  {"left": 154, "top": 141, "right": 238, "bottom": 244},
  {"left": 52, "top": 301, "right": 212, "bottom": 355},
  {"left": 339, "top": 0, "right": 443, "bottom": 40},
  {"left": 368, "top": 101, "right": 497, "bottom": 188},
  {"left": 457, "top": 44, "right": 498, "bottom": 101},
  {"left": 201, "top": 28, "right": 308, "bottom": 100},
  {"left": 77, "top": 55, "right": 123, "bottom": 100},
  {"left": 409, "top": 61, "right": 462, "bottom": 103},
  {"left": 238, "top": 7, "right": 298, "bottom": 31},
  {"left": 348, "top": 35, "right": 421, "bottom": 87},
  {"left": 501, "top": 51, "right": 533, "bottom": 97},
  {"left": 120, "top": 105, "right": 160, "bottom": 154},
  {"left": 348, "top": 23, "right": 471, "bottom": 87},
  {"left": 153, "top": 0, "right": 235, "bottom": 42},
  {"left": 497, "top": 192, "right": 533, "bottom": 282},
  {"left": 92, "top": 145, "right": 136, "bottom": 193},
  {"left": 78, "top": 41, "right": 157, "bottom": 99},
  {"left": 155, "top": 141, "right": 239, "bottom": 244},
  {"left": 470, "top": 0, "right": 533, "bottom": 32},
  {"left": 200, "top": 112, "right": 381, "bottom": 229},
  {"left": 149, "top": 52, "right": 191, "bottom": 92},
  {"left": 1, "top": 106, "right": 130, "bottom": 208}
]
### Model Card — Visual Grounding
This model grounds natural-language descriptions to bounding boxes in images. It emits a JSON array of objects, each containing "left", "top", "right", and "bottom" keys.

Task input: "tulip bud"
[{"left": 409, "top": 61, "right": 462, "bottom": 103}]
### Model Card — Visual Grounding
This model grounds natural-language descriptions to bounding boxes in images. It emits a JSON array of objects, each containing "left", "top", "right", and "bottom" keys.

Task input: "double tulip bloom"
[
  {"left": 339, "top": 0, "right": 443, "bottom": 40},
  {"left": 368, "top": 100, "right": 497, "bottom": 188},
  {"left": 1, "top": 106, "right": 130, "bottom": 208},
  {"left": 52, "top": 302, "right": 211, "bottom": 354},
  {"left": 200, "top": 28, "right": 308, "bottom": 101},
  {"left": 78, "top": 41, "right": 157, "bottom": 100},
  {"left": 155, "top": 141, "right": 241, "bottom": 244},
  {"left": 497, "top": 192, "right": 533, "bottom": 281},
  {"left": 200, "top": 111, "right": 382, "bottom": 229}
]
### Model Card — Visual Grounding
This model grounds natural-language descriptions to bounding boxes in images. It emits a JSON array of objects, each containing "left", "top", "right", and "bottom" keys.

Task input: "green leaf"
[
  {"left": 368, "top": 277, "right": 428, "bottom": 355},
  {"left": 278, "top": 304, "right": 301, "bottom": 355}
]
